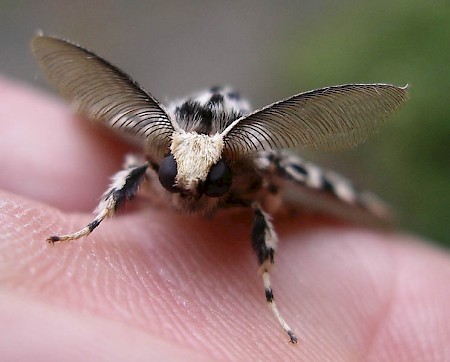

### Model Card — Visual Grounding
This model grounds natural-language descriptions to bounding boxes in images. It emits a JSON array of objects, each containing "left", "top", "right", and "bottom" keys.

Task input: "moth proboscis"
[{"left": 31, "top": 35, "right": 408, "bottom": 344}]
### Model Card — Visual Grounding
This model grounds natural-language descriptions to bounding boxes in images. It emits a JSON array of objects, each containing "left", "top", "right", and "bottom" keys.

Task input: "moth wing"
[
  {"left": 31, "top": 35, "right": 174, "bottom": 159},
  {"left": 282, "top": 182, "right": 394, "bottom": 229},
  {"left": 223, "top": 84, "right": 408, "bottom": 159},
  {"left": 256, "top": 151, "right": 394, "bottom": 228}
]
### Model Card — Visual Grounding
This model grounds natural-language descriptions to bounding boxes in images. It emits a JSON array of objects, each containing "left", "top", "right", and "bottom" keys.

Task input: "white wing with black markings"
[{"left": 255, "top": 150, "right": 394, "bottom": 227}]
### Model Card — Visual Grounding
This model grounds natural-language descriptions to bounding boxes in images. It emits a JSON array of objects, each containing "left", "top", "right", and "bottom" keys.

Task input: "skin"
[{"left": 0, "top": 76, "right": 449, "bottom": 361}]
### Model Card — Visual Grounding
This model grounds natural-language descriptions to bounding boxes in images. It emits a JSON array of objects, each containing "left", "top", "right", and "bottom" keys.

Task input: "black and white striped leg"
[
  {"left": 251, "top": 203, "right": 298, "bottom": 343},
  {"left": 47, "top": 163, "right": 149, "bottom": 244}
]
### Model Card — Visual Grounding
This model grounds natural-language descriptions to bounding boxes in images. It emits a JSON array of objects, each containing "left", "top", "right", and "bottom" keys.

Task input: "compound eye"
[
  {"left": 204, "top": 160, "right": 232, "bottom": 197},
  {"left": 158, "top": 153, "right": 179, "bottom": 193}
]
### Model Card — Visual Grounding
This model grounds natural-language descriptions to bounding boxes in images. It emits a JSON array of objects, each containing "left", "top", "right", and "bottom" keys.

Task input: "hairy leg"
[
  {"left": 48, "top": 160, "right": 148, "bottom": 243},
  {"left": 251, "top": 203, "right": 298, "bottom": 343}
]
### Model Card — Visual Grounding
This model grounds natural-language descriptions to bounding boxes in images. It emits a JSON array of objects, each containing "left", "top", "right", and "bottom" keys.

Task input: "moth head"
[{"left": 158, "top": 131, "right": 232, "bottom": 197}]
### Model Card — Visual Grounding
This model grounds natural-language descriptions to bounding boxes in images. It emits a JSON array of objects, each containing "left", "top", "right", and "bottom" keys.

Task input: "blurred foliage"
[{"left": 279, "top": 0, "right": 449, "bottom": 245}]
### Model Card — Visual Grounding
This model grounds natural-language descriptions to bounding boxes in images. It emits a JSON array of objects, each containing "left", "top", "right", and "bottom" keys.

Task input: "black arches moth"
[{"left": 31, "top": 35, "right": 408, "bottom": 343}]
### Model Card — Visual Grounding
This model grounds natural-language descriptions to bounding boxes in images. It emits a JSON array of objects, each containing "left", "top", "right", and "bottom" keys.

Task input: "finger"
[
  {"left": 2, "top": 190, "right": 450, "bottom": 360},
  {"left": 0, "top": 77, "right": 135, "bottom": 211},
  {"left": 0, "top": 293, "right": 208, "bottom": 361}
]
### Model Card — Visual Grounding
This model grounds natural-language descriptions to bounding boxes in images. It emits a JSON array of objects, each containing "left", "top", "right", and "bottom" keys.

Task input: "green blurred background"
[{"left": 1, "top": 1, "right": 448, "bottom": 245}]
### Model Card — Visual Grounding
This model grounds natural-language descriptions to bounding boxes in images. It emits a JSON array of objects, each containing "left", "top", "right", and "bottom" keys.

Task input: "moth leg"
[
  {"left": 47, "top": 163, "right": 149, "bottom": 244},
  {"left": 251, "top": 203, "right": 298, "bottom": 343}
]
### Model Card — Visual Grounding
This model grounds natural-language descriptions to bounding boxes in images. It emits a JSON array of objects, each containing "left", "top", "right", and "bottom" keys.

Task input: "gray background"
[{"left": 1, "top": 1, "right": 338, "bottom": 106}]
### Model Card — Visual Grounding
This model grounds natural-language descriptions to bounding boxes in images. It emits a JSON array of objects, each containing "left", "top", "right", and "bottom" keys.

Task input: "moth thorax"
[{"left": 170, "top": 131, "right": 224, "bottom": 190}]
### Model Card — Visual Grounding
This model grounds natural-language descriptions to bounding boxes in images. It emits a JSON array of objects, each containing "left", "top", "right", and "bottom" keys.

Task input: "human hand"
[{"left": 1, "top": 77, "right": 449, "bottom": 361}]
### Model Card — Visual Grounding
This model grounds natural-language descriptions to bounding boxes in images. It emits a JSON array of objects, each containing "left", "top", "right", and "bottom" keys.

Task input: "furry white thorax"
[{"left": 170, "top": 131, "right": 224, "bottom": 190}]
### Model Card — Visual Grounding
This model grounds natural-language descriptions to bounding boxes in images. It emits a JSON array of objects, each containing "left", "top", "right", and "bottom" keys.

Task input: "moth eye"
[
  {"left": 158, "top": 154, "right": 179, "bottom": 193},
  {"left": 204, "top": 160, "right": 232, "bottom": 197}
]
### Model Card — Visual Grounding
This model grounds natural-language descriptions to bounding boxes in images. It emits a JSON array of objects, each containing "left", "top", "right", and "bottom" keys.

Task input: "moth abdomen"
[{"left": 257, "top": 150, "right": 392, "bottom": 222}]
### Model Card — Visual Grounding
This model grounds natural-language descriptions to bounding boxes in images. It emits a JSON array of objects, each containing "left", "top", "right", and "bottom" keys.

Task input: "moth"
[{"left": 31, "top": 35, "right": 408, "bottom": 343}]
